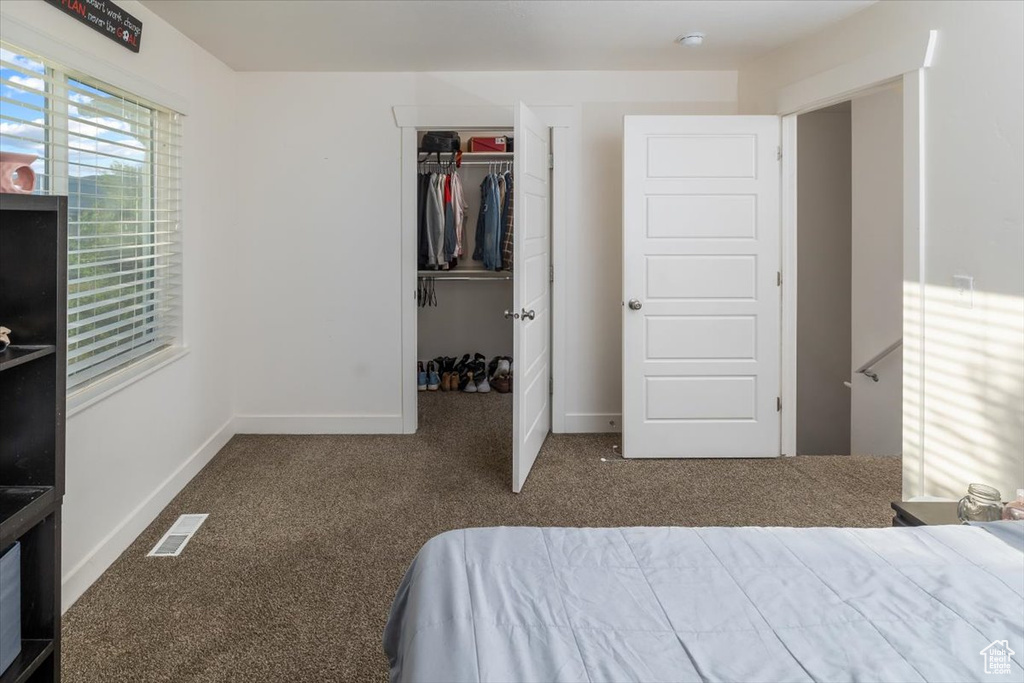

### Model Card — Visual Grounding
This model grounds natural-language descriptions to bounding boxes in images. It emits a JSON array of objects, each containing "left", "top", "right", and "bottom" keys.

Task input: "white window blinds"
[{"left": 0, "top": 43, "right": 182, "bottom": 391}]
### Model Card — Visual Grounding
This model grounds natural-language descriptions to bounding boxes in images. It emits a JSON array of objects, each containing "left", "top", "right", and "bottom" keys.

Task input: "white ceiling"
[{"left": 140, "top": 0, "right": 875, "bottom": 72}]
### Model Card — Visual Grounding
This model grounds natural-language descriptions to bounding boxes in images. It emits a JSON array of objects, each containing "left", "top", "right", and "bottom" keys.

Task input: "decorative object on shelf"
[
  {"left": 420, "top": 131, "right": 461, "bottom": 154},
  {"left": 469, "top": 136, "right": 507, "bottom": 153},
  {"left": 1003, "top": 489, "right": 1024, "bottom": 521},
  {"left": 0, "top": 326, "right": 10, "bottom": 352},
  {"left": 957, "top": 483, "right": 1003, "bottom": 523},
  {"left": 0, "top": 152, "right": 36, "bottom": 194}
]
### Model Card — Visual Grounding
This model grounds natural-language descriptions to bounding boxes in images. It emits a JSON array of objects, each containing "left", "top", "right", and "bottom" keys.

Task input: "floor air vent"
[{"left": 148, "top": 514, "right": 208, "bottom": 557}]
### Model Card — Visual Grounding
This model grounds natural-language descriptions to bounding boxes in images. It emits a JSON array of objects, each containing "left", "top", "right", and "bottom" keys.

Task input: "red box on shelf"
[{"left": 468, "top": 137, "right": 507, "bottom": 153}]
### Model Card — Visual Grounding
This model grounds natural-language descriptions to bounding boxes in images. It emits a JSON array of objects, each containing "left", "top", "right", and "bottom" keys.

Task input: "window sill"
[{"left": 67, "top": 346, "right": 190, "bottom": 418}]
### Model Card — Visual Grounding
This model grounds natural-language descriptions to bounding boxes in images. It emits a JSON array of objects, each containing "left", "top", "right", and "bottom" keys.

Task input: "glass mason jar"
[{"left": 957, "top": 483, "right": 1003, "bottom": 523}]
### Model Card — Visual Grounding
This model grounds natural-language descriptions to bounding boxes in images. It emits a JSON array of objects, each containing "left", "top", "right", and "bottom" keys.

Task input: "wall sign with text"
[{"left": 43, "top": 0, "right": 143, "bottom": 53}]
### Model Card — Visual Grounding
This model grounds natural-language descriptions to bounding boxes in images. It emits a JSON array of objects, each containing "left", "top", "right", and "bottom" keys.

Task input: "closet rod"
[
  {"left": 417, "top": 274, "right": 512, "bottom": 281},
  {"left": 418, "top": 161, "right": 512, "bottom": 167}
]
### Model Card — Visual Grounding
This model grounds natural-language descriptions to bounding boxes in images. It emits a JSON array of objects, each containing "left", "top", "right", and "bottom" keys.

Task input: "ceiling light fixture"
[{"left": 677, "top": 33, "right": 705, "bottom": 47}]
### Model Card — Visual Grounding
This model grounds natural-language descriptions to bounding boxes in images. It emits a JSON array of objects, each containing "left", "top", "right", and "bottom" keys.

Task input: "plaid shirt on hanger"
[{"left": 501, "top": 172, "right": 514, "bottom": 271}]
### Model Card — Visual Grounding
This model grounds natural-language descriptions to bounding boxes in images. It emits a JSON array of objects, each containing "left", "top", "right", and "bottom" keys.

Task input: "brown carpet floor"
[{"left": 62, "top": 393, "right": 901, "bottom": 682}]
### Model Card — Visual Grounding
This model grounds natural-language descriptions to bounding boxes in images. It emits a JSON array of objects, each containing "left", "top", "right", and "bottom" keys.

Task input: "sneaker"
[
  {"left": 476, "top": 372, "right": 491, "bottom": 393},
  {"left": 463, "top": 371, "right": 477, "bottom": 393},
  {"left": 426, "top": 361, "right": 440, "bottom": 391},
  {"left": 454, "top": 355, "right": 471, "bottom": 390},
  {"left": 492, "top": 357, "right": 511, "bottom": 379},
  {"left": 444, "top": 356, "right": 458, "bottom": 391},
  {"left": 418, "top": 361, "right": 427, "bottom": 391}
]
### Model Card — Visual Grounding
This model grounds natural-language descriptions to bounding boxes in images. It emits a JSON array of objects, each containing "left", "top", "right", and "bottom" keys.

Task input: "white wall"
[
  {"left": 796, "top": 107, "right": 851, "bottom": 455},
  {"left": 850, "top": 87, "right": 903, "bottom": 456},
  {"left": 418, "top": 285, "right": 514, "bottom": 361},
  {"left": 232, "top": 71, "right": 737, "bottom": 434},
  {"left": 741, "top": 0, "right": 1024, "bottom": 499},
  {"left": 0, "top": 1, "right": 238, "bottom": 609}
]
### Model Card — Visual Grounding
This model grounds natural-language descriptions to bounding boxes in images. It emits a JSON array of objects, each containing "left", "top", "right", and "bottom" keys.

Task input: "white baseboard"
[
  {"left": 61, "top": 417, "right": 235, "bottom": 612},
  {"left": 562, "top": 413, "right": 622, "bottom": 433},
  {"left": 233, "top": 414, "right": 404, "bottom": 434}
]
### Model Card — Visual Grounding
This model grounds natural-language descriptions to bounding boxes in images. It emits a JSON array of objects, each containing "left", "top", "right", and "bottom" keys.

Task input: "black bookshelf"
[{"left": 0, "top": 193, "right": 66, "bottom": 683}]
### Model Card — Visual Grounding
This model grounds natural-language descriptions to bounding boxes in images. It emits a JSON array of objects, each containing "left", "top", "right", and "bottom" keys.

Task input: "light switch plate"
[{"left": 953, "top": 274, "right": 974, "bottom": 308}]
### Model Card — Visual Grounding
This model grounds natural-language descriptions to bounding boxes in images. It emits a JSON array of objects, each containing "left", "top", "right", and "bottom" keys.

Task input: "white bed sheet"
[{"left": 384, "top": 523, "right": 1024, "bottom": 682}]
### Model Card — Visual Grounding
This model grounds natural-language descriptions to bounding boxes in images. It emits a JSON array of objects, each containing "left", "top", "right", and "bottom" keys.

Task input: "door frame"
[
  {"left": 777, "top": 29, "right": 936, "bottom": 494},
  {"left": 393, "top": 105, "right": 572, "bottom": 434}
]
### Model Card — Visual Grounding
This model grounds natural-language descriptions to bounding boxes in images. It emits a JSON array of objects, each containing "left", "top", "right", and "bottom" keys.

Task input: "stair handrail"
[{"left": 854, "top": 338, "right": 903, "bottom": 382}]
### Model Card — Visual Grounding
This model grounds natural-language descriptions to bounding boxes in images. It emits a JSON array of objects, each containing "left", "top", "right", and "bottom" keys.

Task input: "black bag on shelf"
[{"left": 420, "top": 131, "right": 461, "bottom": 153}]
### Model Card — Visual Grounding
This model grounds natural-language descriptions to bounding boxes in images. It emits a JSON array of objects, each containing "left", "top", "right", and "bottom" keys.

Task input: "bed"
[{"left": 384, "top": 522, "right": 1024, "bottom": 682}]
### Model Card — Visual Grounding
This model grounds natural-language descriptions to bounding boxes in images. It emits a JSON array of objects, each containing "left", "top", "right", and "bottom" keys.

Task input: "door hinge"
[
  {"left": 777, "top": 396, "right": 782, "bottom": 412},
  {"left": 550, "top": 377, "right": 554, "bottom": 395},
  {"left": 777, "top": 271, "right": 782, "bottom": 287},
  {"left": 777, "top": 146, "right": 782, "bottom": 161},
  {"left": 549, "top": 265, "right": 554, "bottom": 283},
  {"left": 548, "top": 154, "right": 554, "bottom": 169}
]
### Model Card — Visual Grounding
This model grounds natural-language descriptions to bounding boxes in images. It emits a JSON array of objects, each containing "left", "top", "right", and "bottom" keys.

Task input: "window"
[{"left": 0, "top": 43, "right": 182, "bottom": 392}]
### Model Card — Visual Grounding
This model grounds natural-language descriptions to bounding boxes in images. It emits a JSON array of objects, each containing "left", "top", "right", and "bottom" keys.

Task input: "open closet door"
[
  {"left": 511, "top": 102, "right": 552, "bottom": 492},
  {"left": 622, "top": 116, "right": 781, "bottom": 458}
]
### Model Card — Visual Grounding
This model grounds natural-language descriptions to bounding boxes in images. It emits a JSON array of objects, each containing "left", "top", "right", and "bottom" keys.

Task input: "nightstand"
[{"left": 891, "top": 501, "right": 962, "bottom": 527}]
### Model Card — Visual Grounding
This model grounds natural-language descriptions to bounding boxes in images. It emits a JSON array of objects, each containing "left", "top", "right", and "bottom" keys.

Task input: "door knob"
[
  {"left": 628, "top": 299, "right": 643, "bottom": 311},
  {"left": 504, "top": 309, "right": 520, "bottom": 320},
  {"left": 521, "top": 309, "right": 536, "bottom": 321}
]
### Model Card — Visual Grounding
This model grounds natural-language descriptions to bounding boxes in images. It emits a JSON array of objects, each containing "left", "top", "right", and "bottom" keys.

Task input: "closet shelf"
[
  {"left": 459, "top": 152, "right": 513, "bottom": 158},
  {"left": 418, "top": 270, "right": 511, "bottom": 281}
]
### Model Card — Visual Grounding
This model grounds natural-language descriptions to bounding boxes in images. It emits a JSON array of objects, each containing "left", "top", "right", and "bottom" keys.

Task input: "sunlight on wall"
[
  {"left": 906, "top": 282, "right": 1024, "bottom": 500},
  {"left": 903, "top": 280, "right": 923, "bottom": 497}
]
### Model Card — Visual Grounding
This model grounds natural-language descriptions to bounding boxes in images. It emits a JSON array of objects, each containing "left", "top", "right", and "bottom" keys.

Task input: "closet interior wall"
[{"left": 417, "top": 129, "right": 514, "bottom": 361}]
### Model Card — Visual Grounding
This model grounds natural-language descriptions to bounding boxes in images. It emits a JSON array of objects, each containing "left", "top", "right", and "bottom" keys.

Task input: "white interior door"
[
  {"left": 622, "top": 116, "right": 781, "bottom": 458},
  {"left": 512, "top": 102, "right": 552, "bottom": 492}
]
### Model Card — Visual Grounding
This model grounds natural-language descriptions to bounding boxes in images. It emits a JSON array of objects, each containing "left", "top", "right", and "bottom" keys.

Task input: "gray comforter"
[{"left": 384, "top": 523, "right": 1024, "bottom": 682}]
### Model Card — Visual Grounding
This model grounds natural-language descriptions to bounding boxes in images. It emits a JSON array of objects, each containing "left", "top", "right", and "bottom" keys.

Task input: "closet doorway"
[{"left": 398, "top": 103, "right": 554, "bottom": 493}]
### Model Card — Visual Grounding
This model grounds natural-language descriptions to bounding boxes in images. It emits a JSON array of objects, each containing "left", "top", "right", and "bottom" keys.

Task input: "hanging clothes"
[
  {"left": 472, "top": 169, "right": 513, "bottom": 272},
  {"left": 424, "top": 172, "right": 444, "bottom": 268},
  {"left": 500, "top": 171, "right": 514, "bottom": 271},
  {"left": 450, "top": 170, "right": 468, "bottom": 260},
  {"left": 418, "top": 157, "right": 470, "bottom": 270},
  {"left": 417, "top": 172, "right": 430, "bottom": 269},
  {"left": 443, "top": 174, "right": 456, "bottom": 264}
]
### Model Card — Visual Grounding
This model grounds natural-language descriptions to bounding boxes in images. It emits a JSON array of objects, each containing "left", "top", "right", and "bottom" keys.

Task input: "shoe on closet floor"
[
  {"left": 434, "top": 356, "right": 451, "bottom": 391},
  {"left": 488, "top": 356, "right": 510, "bottom": 378},
  {"left": 418, "top": 361, "right": 427, "bottom": 391},
  {"left": 466, "top": 360, "right": 488, "bottom": 393},
  {"left": 426, "top": 361, "right": 440, "bottom": 391},
  {"left": 489, "top": 355, "right": 512, "bottom": 393},
  {"left": 463, "top": 370, "right": 477, "bottom": 393},
  {"left": 454, "top": 355, "right": 470, "bottom": 390},
  {"left": 445, "top": 357, "right": 459, "bottom": 391}
]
